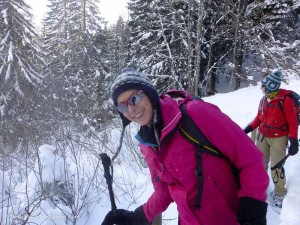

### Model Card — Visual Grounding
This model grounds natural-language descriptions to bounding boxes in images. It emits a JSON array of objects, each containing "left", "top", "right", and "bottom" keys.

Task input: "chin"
[
  {"left": 136, "top": 119, "right": 151, "bottom": 126},
  {"left": 137, "top": 121, "right": 148, "bottom": 126}
]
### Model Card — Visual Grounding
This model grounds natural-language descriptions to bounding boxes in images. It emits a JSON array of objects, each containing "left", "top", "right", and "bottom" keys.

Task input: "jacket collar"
[{"left": 135, "top": 90, "right": 193, "bottom": 147}]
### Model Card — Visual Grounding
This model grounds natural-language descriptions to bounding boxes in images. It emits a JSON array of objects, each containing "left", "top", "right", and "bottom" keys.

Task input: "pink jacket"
[{"left": 139, "top": 90, "right": 269, "bottom": 225}]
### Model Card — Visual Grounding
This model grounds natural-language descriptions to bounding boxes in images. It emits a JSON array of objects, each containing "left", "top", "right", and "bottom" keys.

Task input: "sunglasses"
[{"left": 116, "top": 90, "right": 144, "bottom": 113}]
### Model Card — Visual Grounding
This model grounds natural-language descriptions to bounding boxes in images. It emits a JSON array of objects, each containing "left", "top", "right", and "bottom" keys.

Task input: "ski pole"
[
  {"left": 271, "top": 153, "right": 290, "bottom": 171},
  {"left": 100, "top": 153, "right": 117, "bottom": 213}
]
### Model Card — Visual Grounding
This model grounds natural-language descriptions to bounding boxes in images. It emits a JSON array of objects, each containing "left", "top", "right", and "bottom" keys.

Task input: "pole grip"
[{"left": 100, "top": 153, "right": 117, "bottom": 212}]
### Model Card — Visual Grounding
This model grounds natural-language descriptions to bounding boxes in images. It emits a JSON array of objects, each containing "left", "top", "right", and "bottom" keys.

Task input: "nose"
[{"left": 127, "top": 104, "right": 137, "bottom": 113}]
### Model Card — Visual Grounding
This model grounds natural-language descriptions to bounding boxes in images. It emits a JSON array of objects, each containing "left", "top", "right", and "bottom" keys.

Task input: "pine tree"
[
  {"left": 127, "top": 0, "right": 226, "bottom": 94},
  {"left": 41, "top": 0, "right": 109, "bottom": 121},
  {"left": 0, "top": 0, "right": 43, "bottom": 106},
  {"left": 106, "top": 17, "right": 130, "bottom": 75},
  {"left": 128, "top": 0, "right": 190, "bottom": 92},
  {"left": 0, "top": 0, "right": 45, "bottom": 148},
  {"left": 238, "top": 0, "right": 300, "bottom": 77},
  {"left": 259, "top": 0, "right": 299, "bottom": 73}
]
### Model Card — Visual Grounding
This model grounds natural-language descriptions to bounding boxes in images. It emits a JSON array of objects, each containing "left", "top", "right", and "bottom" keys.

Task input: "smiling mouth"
[{"left": 133, "top": 112, "right": 143, "bottom": 119}]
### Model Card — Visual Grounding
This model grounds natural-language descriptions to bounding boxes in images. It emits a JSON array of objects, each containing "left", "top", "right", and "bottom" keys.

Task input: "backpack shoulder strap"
[
  {"left": 179, "top": 103, "right": 224, "bottom": 157},
  {"left": 179, "top": 102, "right": 240, "bottom": 209},
  {"left": 179, "top": 102, "right": 225, "bottom": 210}
]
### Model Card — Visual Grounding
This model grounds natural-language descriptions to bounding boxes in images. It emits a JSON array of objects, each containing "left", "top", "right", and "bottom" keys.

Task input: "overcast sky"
[
  {"left": 26, "top": 0, "right": 128, "bottom": 26},
  {"left": 100, "top": 0, "right": 129, "bottom": 24}
]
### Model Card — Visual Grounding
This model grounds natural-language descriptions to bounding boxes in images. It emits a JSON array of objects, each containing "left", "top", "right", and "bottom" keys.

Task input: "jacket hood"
[{"left": 156, "top": 90, "right": 194, "bottom": 143}]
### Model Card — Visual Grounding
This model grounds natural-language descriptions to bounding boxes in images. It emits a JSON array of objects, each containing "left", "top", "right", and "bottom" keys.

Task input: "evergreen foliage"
[
  {"left": 41, "top": 0, "right": 109, "bottom": 121},
  {"left": 0, "top": 0, "right": 299, "bottom": 224},
  {"left": 128, "top": 0, "right": 192, "bottom": 93},
  {"left": 0, "top": 0, "right": 46, "bottom": 149},
  {"left": 0, "top": 0, "right": 298, "bottom": 150},
  {"left": 106, "top": 17, "right": 130, "bottom": 75}
]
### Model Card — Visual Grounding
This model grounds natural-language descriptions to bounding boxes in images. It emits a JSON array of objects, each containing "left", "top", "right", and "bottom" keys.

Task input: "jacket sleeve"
[
  {"left": 186, "top": 100, "right": 269, "bottom": 202},
  {"left": 283, "top": 96, "right": 298, "bottom": 139},
  {"left": 139, "top": 146, "right": 173, "bottom": 222}
]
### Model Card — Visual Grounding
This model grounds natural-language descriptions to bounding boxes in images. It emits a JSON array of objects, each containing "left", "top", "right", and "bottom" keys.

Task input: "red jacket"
[
  {"left": 250, "top": 89, "right": 298, "bottom": 139},
  {"left": 138, "top": 90, "right": 268, "bottom": 225}
]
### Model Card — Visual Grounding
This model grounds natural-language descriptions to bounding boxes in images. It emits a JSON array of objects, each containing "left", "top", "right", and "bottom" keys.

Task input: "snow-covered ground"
[
  {"left": 102, "top": 75, "right": 300, "bottom": 225},
  {"left": 2, "top": 75, "right": 299, "bottom": 225},
  {"left": 202, "top": 76, "right": 300, "bottom": 225}
]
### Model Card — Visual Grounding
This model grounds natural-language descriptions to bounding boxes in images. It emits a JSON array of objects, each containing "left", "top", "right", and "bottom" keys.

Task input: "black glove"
[
  {"left": 288, "top": 138, "right": 299, "bottom": 156},
  {"left": 101, "top": 206, "right": 150, "bottom": 225},
  {"left": 243, "top": 125, "right": 253, "bottom": 134},
  {"left": 237, "top": 197, "right": 267, "bottom": 225}
]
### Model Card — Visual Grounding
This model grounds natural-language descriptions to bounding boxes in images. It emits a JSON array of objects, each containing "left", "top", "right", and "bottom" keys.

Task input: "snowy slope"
[
  {"left": 202, "top": 77, "right": 300, "bottom": 225},
  {"left": 102, "top": 77, "right": 300, "bottom": 225},
  {"left": 26, "top": 77, "right": 298, "bottom": 225},
  {"left": 63, "top": 78, "right": 300, "bottom": 225}
]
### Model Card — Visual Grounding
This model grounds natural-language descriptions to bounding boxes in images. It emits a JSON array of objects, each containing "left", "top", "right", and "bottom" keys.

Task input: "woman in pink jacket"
[{"left": 102, "top": 67, "right": 269, "bottom": 225}]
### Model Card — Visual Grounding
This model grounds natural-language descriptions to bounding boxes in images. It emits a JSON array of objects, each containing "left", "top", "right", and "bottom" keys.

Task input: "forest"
[{"left": 0, "top": 0, "right": 299, "bottom": 224}]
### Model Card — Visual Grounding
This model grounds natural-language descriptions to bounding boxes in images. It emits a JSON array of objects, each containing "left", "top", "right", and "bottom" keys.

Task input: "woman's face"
[
  {"left": 261, "top": 85, "right": 266, "bottom": 94},
  {"left": 116, "top": 89, "right": 153, "bottom": 127}
]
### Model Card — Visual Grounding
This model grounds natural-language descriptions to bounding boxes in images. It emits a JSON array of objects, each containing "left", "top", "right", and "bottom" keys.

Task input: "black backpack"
[
  {"left": 279, "top": 90, "right": 300, "bottom": 125},
  {"left": 179, "top": 102, "right": 240, "bottom": 210}
]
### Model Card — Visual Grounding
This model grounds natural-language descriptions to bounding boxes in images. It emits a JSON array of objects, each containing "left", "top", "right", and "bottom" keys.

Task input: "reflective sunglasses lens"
[
  {"left": 116, "top": 91, "right": 144, "bottom": 113},
  {"left": 116, "top": 104, "right": 128, "bottom": 113},
  {"left": 128, "top": 95, "right": 137, "bottom": 106},
  {"left": 128, "top": 92, "right": 143, "bottom": 106}
]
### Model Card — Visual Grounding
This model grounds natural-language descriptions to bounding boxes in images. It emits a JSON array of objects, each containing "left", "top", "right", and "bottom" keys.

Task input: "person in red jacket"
[
  {"left": 102, "top": 67, "right": 269, "bottom": 225},
  {"left": 244, "top": 70, "right": 299, "bottom": 209}
]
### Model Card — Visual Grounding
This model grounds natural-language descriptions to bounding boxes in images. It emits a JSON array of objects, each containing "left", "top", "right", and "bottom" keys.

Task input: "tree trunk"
[
  {"left": 230, "top": 0, "right": 246, "bottom": 91},
  {"left": 209, "top": 67, "right": 217, "bottom": 95},
  {"left": 234, "top": 0, "right": 247, "bottom": 90},
  {"left": 234, "top": 40, "right": 244, "bottom": 90},
  {"left": 187, "top": 2, "right": 193, "bottom": 94},
  {"left": 194, "top": 0, "right": 205, "bottom": 96}
]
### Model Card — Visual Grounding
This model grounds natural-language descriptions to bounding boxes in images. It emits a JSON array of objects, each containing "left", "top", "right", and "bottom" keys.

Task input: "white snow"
[
  {"left": 202, "top": 77, "right": 300, "bottom": 225},
  {"left": 1, "top": 77, "right": 300, "bottom": 225}
]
